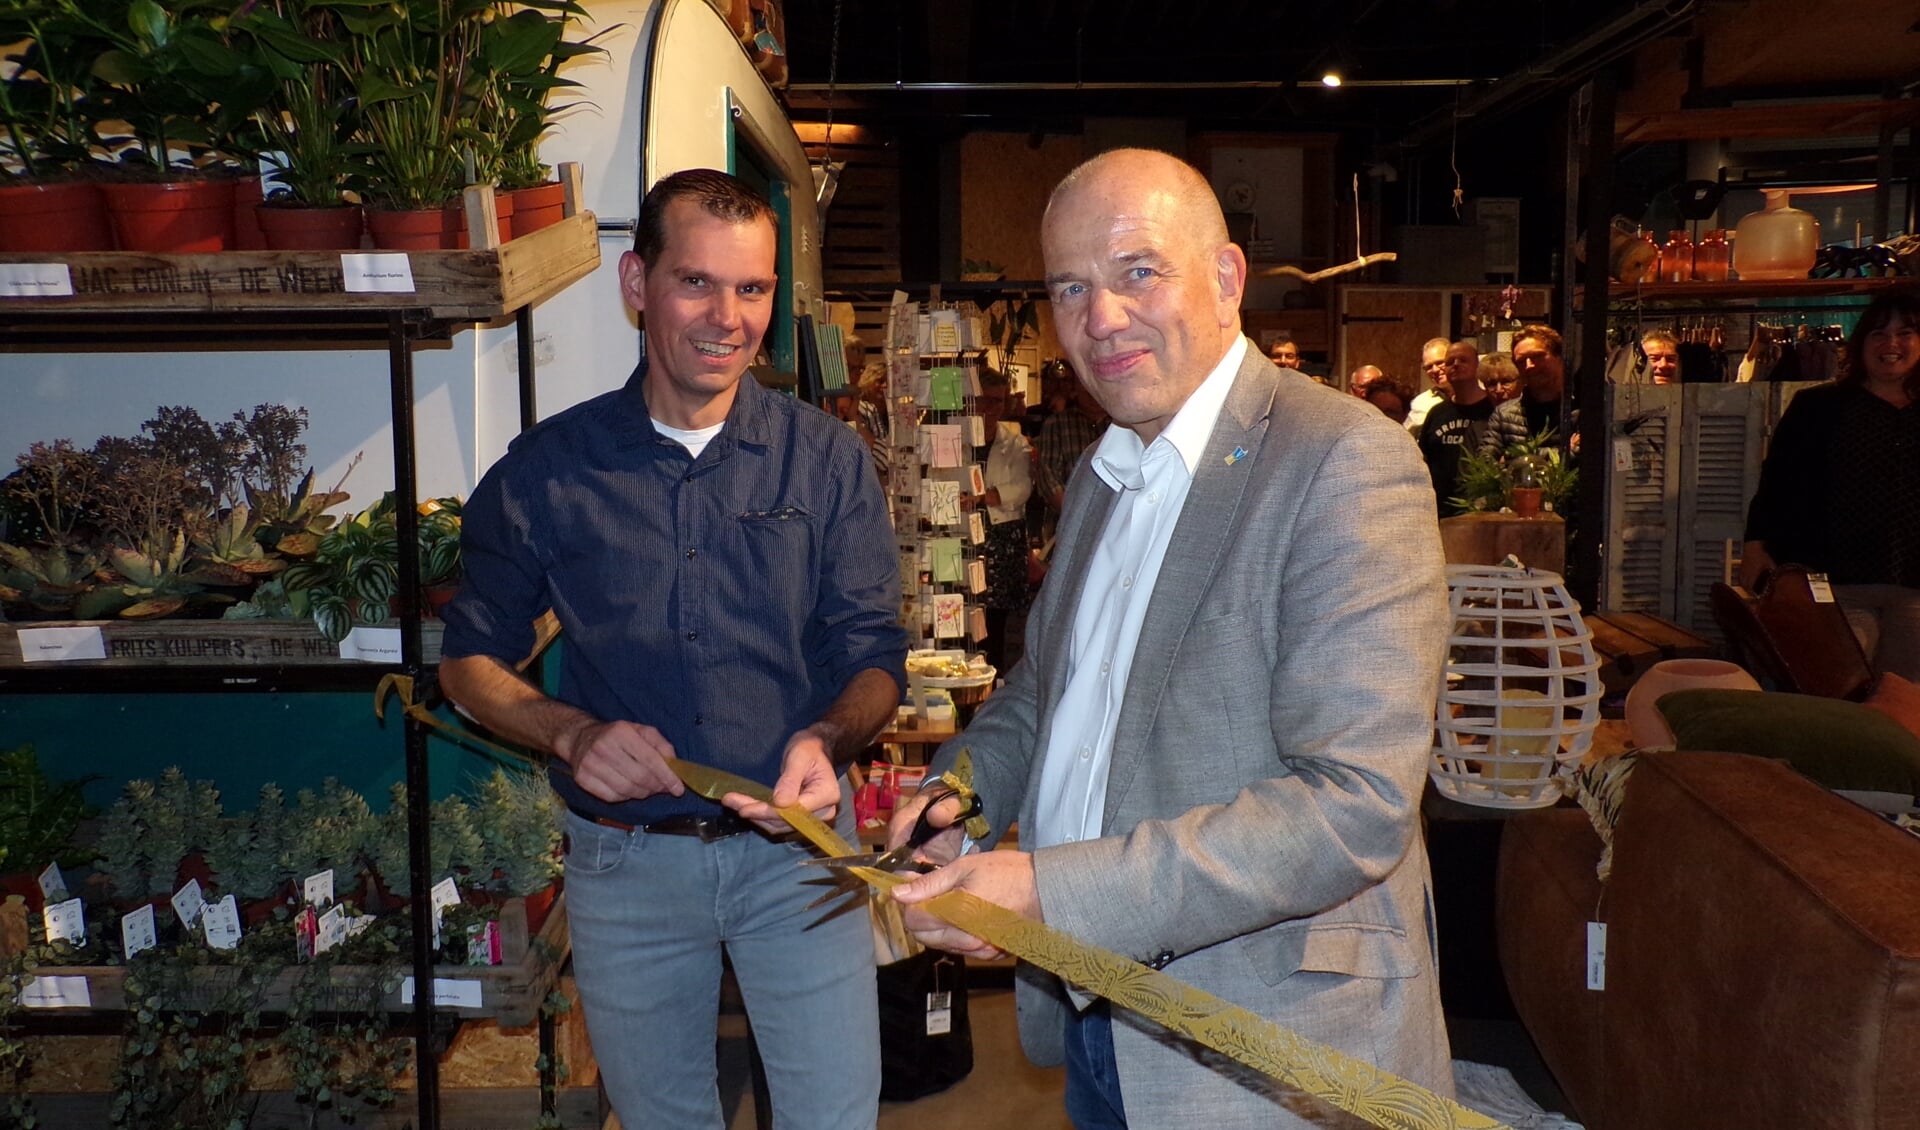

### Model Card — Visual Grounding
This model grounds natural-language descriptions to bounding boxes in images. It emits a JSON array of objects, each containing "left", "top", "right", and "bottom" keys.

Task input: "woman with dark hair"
[{"left": 1741, "top": 291, "right": 1920, "bottom": 681}]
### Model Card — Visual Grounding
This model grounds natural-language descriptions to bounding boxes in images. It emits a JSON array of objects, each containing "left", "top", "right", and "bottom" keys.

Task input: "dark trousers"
[{"left": 1064, "top": 1000, "right": 1127, "bottom": 1128}]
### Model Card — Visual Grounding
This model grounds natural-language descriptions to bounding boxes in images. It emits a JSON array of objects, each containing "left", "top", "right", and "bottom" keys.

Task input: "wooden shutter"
[
  {"left": 1673, "top": 385, "right": 1767, "bottom": 643},
  {"left": 1604, "top": 383, "right": 1682, "bottom": 616}
]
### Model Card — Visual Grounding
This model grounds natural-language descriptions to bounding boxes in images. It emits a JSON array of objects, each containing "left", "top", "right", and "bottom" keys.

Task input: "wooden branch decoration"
[{"left": 1256, "top": 252, "right": 1398, "bottom": 283}]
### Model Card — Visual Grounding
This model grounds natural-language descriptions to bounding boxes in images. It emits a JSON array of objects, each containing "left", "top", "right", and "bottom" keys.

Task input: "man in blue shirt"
[{"left": 440, "top": 169, "right": 906, "bottom": 1129}]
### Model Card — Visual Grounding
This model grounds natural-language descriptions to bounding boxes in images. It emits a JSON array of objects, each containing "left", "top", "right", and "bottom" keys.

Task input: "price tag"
[
  {"left": 121, "top": 903, "right": 158, "bottom": 959},
  {"left": 171, "top": 877, "right": 206, "bottom": 930},
  {"left": 0, "top": 262, "right": 75, "bottom": 298},
  {"left": 341, "top": 252, "right": 416, "bottom": 294},
  {"left": 430, "top": 876, "right": 461, "bottom": 948},
  {"left": 1808, "top": 573, "right": 1835, "bottom": 603},
  {"left": 43, "top": 897, "right": 86, "bottom": 946},
  {"left": 19, "top": 974, "right": 90, "bottom": 1008},
  {"left": 926, "top": 990, "right": 953, "bottom": 1036},
  {"left": 37, "top": 863, "right": 67, "bottom": 902},
  {"left": 1586, "top": 921, "right": 1607, "bottom": 991},
  {"left": 303, "top": 868, "right": 335, "bottom": 908},
  {"left": 203, "top": 895, "right": 242, "bottom": 950},
  {"left": 314, "top": 906, "right": 346, "bottom": 955}
]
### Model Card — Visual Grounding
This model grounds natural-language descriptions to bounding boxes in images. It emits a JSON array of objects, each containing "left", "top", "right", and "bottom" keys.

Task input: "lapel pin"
[{"left": 1225, "top": 446, "right": 1247, "bottom": 466}]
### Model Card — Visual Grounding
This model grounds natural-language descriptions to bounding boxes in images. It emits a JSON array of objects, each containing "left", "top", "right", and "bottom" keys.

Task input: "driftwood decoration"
[{"left": 1256, "top": 252, "right": 1398, "bottom": 283}]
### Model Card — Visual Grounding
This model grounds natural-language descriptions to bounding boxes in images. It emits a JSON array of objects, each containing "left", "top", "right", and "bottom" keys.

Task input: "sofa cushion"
[
  {"left": 1863, "top": 671, "right": 1920, "bottom": 742},
  {"left": 1655, "top": 688, "right": 1920, "bottom": 796}
]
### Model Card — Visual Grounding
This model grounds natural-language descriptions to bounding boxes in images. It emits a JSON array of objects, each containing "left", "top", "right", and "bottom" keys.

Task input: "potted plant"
[
  {"left": 472, "top": 767, "right": 562, "bottom": 931},
  {"left": 78, "top": 0, "right": 271, "bottom": 251},
  {"left": 0, "top": 1, "right": 115, "bottom": 250},
  {"left": 289, "top": 778, "right": 372, "bottom": 897},
  {"left": 282, "top": 498, "right": 398, "bottom": 641},
  {"left": 417, "top": 494, "right": 462, "bottom": 613},
  {"left": 0, "top": 744, "right": 96, "bottom": 914},
  {"left": 365, "top": 783, "right": 485, "bottom": 907},
  {"left": 230, "top": 0, "right": 371, "bottom": 249},
  {"left": 204, "top": 783, "right": 299, "bottom": 922},
  {"left": 475, "top": 1, "right": 604, "bottom": 238}
]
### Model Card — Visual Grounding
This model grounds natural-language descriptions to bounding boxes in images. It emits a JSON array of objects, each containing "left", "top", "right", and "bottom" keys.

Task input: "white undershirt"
[
  {"left": 652, "top": 417, "right": 725, "bottom": 459},
  {"left": 1032, "top": 335, "right": 1247, "bottom": 848}
]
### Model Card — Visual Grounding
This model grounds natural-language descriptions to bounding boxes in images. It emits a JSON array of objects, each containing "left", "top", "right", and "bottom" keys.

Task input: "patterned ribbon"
[{"left": 374, "top": 679, "right": 1509, "bottom": 1129}]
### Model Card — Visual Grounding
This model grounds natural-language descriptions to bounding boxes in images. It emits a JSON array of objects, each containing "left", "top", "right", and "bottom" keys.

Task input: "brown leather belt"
[{"left": 578, "top": 808, "right": 755, "bottom": 842}]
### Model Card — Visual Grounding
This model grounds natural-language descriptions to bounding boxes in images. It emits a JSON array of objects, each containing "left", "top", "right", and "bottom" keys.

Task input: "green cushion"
[{"left": 1656, "top": 689, "right": 1920, "bottom": 796}]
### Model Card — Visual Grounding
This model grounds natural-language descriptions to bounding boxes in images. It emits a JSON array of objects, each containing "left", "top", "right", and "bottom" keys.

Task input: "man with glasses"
[{"left": 1405, "top": 336, "right": 1452, "bottom": 436}]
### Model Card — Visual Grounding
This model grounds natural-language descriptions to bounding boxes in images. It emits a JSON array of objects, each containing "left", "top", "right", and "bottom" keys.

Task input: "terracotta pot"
[
  {"left": 422, "top": 582, "right": 460, "bottom": 618},
  {"left": 367, "top": 206, "right": 456, "bottom": 251},
  {"left": 101, "top": 179, "right": 236, "bottom": 252},
  {"left": 439, "top": 194, "right": 513, "bottom": 249},
  {"left": 523, "top": 879, "right": 560, "bottom": 936},
  {"left": 1623, "top": 659, "right": 1762, "bottom": 750},
  {"left": 257, "top": 203, "right": 365, "bottom": 250},
  {"left": 0, "top": 181, "right": 115, "bottom": 251},
  {"left": 1510, "top": 487, "right": 1543, "bottom": 518},
  {"left": 492, "top": 191, "right": 513, "bottom": 245},
  {"left": 231, "top": 177, "right": 267, "bottom": 250},
  {"left": 509, "top": 182, "right": 566, "bottom": 238},
  {"left": 0, "top": 871, "right": 46, "bottom": 914}
]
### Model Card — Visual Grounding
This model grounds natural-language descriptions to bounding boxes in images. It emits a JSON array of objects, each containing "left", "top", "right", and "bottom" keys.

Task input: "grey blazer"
[{"left": 930, "top": 342, "right": 1454, "bottom": 1126}]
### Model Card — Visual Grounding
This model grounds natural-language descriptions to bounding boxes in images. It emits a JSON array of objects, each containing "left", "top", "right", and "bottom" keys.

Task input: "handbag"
[{"left": 876, "top": 949, "right": 974, "bottom": 1101}]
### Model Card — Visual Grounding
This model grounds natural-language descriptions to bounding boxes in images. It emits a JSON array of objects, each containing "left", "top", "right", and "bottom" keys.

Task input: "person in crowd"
[
  {"left": 1037, "top": 361, "right": 1110, "bottom": 515},
  {"left": 1405, "top": 336, "right": 1452, "bottom": 435},
  {"left": 1741, "top": 292, "right": 1920, "bottom": 681},
  {"left": 974, "top": 368, "right": 1034, "bottom": 672},
  {"left": 1268, "top": 336, "right": 1300, "bottom": 370},
  {"left": 1349, "top": 363, "right": 1386, "bottom": 397},
  {"left": 1365, "top": 376, "right": 1412, "bottom": 425},
  {"left": 1483, "top": 323, "right": 1570, "bottom": 455},
  {"left": 1417, "top": 340, "right": 1497, "bottom": 515},
  {"left": 438, "top": 169, "right": 906, "bottom": 1130},
  {"left": 887, "top": 147, "right": 1454, "bottom": 1128},
  {"left": 1480, "top": 351, "right": 1520, "bottom": 402},
  {"left": 1642, "top": 329, "right": 1681, "bottom": 384}
]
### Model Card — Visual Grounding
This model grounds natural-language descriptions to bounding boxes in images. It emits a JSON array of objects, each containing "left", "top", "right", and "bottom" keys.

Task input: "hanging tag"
[
  {"left": 1807, "top": 573, "right": 1835, "bottom": 603},
  {"left": 43, "top": 897, "right": 86, "bottom": 946},
  {"left": 1585, "top": 922, "right": 1607, "bottom": 991},
  {"left": 1613, "top": 437, "right": 1634, "bottom": 472},
  {"left": 314, "top": 906, "right": 347, "bottom": 955},
  {"left": 121, "top": 903, "right": 158, "bottom": 960},
  {"left": 303, "top": 868, "right": 335, "bottom": 909},
  {"left": 926, "top": 990, "right": 954, "bottom": 1036},
  {"left": 203, "top": 895, "right": 243, "bottom": 950},
  {"left": 170, "top": 878, "right": 205, "bottom": 930},
  {"left": 37, "top": 862, "right": 67, "bottom": 903}
]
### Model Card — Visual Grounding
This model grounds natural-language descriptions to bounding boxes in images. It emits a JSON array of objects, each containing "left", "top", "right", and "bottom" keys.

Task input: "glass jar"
[
  {"left": 1693, "top": 229, "right": 1731, "bottom": 281},
  {"left": 1637, "top": 229, "right": 1662, "bottom": 283},
  {"left": 1733, "top": 190, "right": 1819, "bottom": 280},
  {"left": 1661, "top": 230, "right": 1694, "bottom": 283}
]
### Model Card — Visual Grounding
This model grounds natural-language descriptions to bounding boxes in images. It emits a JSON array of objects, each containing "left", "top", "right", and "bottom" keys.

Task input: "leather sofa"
[{"left": 1496, "top": 750, "right": 1920, "bottom": 1129}]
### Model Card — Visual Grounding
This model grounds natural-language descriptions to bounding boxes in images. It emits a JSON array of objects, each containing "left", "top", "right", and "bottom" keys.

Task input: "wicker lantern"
[{"left": 1431, "top": 565, "right": 1603, "bottom": 809}]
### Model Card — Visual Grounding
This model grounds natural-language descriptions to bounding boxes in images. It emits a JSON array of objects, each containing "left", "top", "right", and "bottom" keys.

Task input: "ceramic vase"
[{"left": 1623, "top": 658, "right": 1762, "bottom": 749}]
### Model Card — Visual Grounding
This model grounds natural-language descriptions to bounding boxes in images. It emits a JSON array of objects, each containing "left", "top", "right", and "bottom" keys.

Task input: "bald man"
[
  {"left": 1349, "top": 363, "right": 1385, "bottom": 396},
  {"left": 890, "top": 148, "right": 1454, "bottom": 1127}
]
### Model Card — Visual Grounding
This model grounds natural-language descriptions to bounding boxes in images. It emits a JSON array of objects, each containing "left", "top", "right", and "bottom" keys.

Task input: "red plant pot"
[
  {"left": 257, "top": 203, "right": 365, "bottom": 251},
  {"left": 367, "top": 206, "right": 456, "bottom": 251},
  {"left": 0, "top": 181, "right": 115, "bottom": 251},
  {"left": 231, "top": 177, "right": 267, "bottom": 250},
  {"left": 101, "top": 179, "right": 237, "bottom": 253},
  {"left": 509, "top": 182, "right": 566, "bottom": 238},
  {"left": 439, "top": 193, "right": 513, "bottom": 249}
]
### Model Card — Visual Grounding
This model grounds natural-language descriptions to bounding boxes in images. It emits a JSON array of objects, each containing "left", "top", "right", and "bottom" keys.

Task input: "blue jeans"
[
  {"left": 562, "top": 782, "right": 879, "bottom": 1129},
  {"left": 1064, "top": 1000, "right": 1127, "bottom": 1128}
]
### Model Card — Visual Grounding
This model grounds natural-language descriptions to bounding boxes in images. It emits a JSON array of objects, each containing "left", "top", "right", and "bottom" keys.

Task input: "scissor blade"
[{"left": 798, "top": 851, "right": 893, "bottom": 869}]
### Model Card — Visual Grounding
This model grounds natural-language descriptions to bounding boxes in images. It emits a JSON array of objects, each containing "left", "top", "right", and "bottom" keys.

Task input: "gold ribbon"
[{"left": 374, "top": 680, "right": 1509, "bottom": 1129}]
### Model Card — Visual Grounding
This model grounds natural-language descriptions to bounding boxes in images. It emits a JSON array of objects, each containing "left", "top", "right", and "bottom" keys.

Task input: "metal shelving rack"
[{"left": 0, "top": 196, "right": 599, "bottom": 1129}]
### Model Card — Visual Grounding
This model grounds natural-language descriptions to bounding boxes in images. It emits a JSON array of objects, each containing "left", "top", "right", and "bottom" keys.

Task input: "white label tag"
[
  {"left": 19, "top": 974, "right": 90, "bottom": 1008},
  {"left": 122, "top": 903, "right": 158, "bottom": 959},
  {"left": 314, "top": 906, "right": 346, "bottom": 955},
  {"left": 341, "top": 252, "right": 416, "bottom": 293},
  {"left": 171, "top": 878, "right": 206, "bottom": 929},
  {"left": 0, "top": 262, "right": 75, "bottom": 298},
  {"left": 401, "top": 976, "right": 483, "bottom": 1008},
  {"left": 1613, "top": 437, "right": 1634, "bottom": 472},
  {"left": 1586, "top": 921, "right": 1607, "bottom": 991},
  {"left": 15, "top": 625, "right": 107, "bottom": 663},
  {"left": 43, "top": 897, "right": 85, "bottom": 946},
  {"left": 37, "top": 862, "right": 67, "bottom": 902},
  {"left": 303, "top": 869, "right": 335, "bottom": 908},
  {"left": 203, "top": 895, "right": 243, "bottom": 950},
  {"left": 429, "top": 876, "right": 461, "bottom": 948},
  {"left": 1808, "top": 573, "right": 1835, "bottom": 603},
  {"left": 926, "top": 990, "right": 953, "bottom": 1035},
  {"left": 338, "top": 627, "right": 403, "bottom": 663}
]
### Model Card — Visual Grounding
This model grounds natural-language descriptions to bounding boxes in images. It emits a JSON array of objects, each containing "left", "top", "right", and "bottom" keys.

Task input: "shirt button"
[
  {"left": 694, "top": 714, "right": 705, "bottom": 725},
  {"left": 686, "top": 631, "right": 698, "bottom": 641},
  {"left": 686, "top": 548, "right": 697, "bottom": 560},
  {"left": 1120, "top": 575, "right": 1133, "bottom": 589},
  {"left": 1080, "top": 746, "right": 1092, "bottom": 760},
  {"left": 1065, "top": 835, "right": 1077, "bottom": 843},
  {"left": 1146, "top": 490, "right": 1160, "bottom": 504}
]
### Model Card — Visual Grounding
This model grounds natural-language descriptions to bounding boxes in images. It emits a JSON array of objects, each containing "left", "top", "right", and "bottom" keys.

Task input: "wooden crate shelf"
[
  {"left": 0, "top": 618, "right": 445, "bottom": 669},
  {"left": 0, "top": 211, "right": 600, "bottom": 322}
]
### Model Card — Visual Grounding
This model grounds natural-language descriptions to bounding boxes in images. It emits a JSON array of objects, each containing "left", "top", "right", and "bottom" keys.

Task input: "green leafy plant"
[
  {"left": 230, "top": 0, "right": 369, "bottom": 207},
  {"left": 0, "top": 744, "right": 96, "bottom": 878},
  {"left": 417, "top": 495, "right": 463, "bottom": 588},
  {"left": 283, "top": 501, "right": 398, "bottom": 641},
  {"left": 91, "top": 769, "right": 221, "bottom": 900},
  {"left": 473, "top": 1, "right": 604, "bottom": 191},
  {"left": 366, "top": 783, "right": 486, "bottom": 897},
  {"left": 0, "top": 0, "right": 109, "bottom": 181},
  {"left": 1448, "top": 428, "right": 1580, "bottom": 515},
  {"left": 343, "top": 0, "right": 486, "bottom": 209},
  {"left": 204, "top": 783, "right": 297, "bottom": 903},
  {"left": 291, "top": 778, "right": 372, "bottom": 885},
  {"left": 472, "top": 768, "right": 561, "bottom": 896},
  {"left": 281, "top": 912, "right": 411, "bottom": 1120}
]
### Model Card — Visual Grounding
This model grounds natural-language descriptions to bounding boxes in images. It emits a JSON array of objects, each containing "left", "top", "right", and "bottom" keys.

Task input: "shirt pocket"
[{"left": 735, "top": 504, "right": 819, "bottom": 580}]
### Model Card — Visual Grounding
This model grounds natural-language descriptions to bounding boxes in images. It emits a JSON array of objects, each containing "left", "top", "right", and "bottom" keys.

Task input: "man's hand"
[
  {"left": 887, "top": 786, "right": 969, "bottom": 869},
  {"left": 890, "top": 851, "right": 1039, "bottom": 961},
  {"left": 554, "top": 719, "right": 685, "bottom": 804},
  {"left": 723, "top": 729, "right": 841, "bottom": 834}
]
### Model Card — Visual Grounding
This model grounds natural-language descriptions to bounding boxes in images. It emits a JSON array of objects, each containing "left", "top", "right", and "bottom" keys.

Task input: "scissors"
[{"left": 794, "top": 775, "right": 983, "bottom": 909}]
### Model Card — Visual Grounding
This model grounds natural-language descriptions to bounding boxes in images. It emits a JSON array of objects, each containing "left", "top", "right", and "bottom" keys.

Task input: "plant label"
[
  {"left": 402, "top": 976, "right": 482, "bottom": 1009},
  {"left": 171, "top": 878, "right": 206, "bottom": 930},
  {"left": 303, "top": 869, "right": 335, "bottom": 909},
  {"left": 15, "top": 625, "right": 105, "bottom": 663},
  {"left": 19, "top": 974, "right": 90, "bottom": 1009},
  {"left": 36, "top": 863, "right": 67, "bottom": 903},
  {"left": 430, "top": 877, "right": 461, "bottom": 948},
  {"left": 314, "top": 906, "right": 346, "bottom": 956},
  {"left": 294, "top": 906, "right": 318, "bottom": 961},
  {"left": 121, "top": 903, "right": 158, "bottom": 959},
  {"left": 338, "top": 627, "right": 402, "bottom": 663},
  {"left": 340, "top": 253, "right": 416, "bottom": 294},
  {"left": 203, "top": 895, "right": 242, "bottom": 951},
  {"left": 0, "top": 263, "right": 74, "bottom": 299},
  {"left": 43, "top": 898, "right": 85, "bottom": 946}
]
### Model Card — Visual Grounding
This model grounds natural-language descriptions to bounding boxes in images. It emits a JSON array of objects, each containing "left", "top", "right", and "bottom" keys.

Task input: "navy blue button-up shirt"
[{"left": 441, "top": 363, "right": 907, "bottom": 825}]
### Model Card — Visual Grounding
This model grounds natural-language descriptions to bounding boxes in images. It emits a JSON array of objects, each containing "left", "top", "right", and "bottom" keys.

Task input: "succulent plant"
[
  {"left": 473, "top": 768, "right": 562, "bottom": 897},
  {"left": 368, "top": 784, "right": 487, "bottom": 895},
  {"left": 205, "top": 783, "right": 297, "bottom": 901},
  {"left": 291, "top": 778, "right": 372, "bottom": 883}
]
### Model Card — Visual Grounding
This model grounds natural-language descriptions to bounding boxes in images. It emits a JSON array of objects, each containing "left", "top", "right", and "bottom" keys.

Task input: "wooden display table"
[
  {"left": 1584, "top": 611, "right": 1713, "bottom": 695},
  {"left": 1438, "top": 512, "right": 1566, "bottom": 576}
]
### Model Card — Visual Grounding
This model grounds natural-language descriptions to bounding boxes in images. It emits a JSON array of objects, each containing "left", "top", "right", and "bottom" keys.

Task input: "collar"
[
  {"left": 1092, "top": 335, "right": 1247, "bottom": 490},
  {"left": 615, "top": 360, "right": 777, "bottom": 448}
]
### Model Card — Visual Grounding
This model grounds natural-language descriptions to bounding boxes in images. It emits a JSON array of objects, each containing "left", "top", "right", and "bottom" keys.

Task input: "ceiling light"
[{"left": 1321, "top": 70, "right": 1343, "bottom": 88}]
